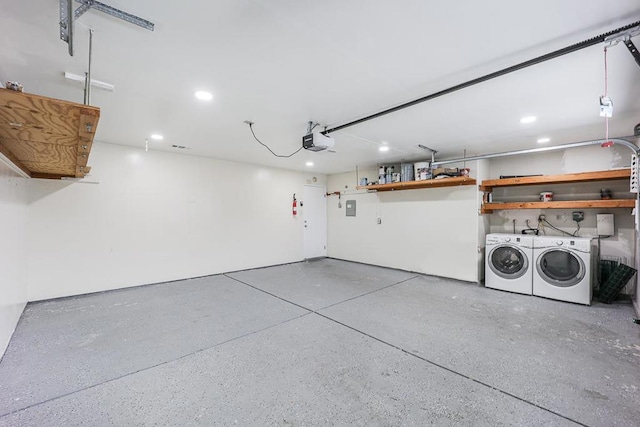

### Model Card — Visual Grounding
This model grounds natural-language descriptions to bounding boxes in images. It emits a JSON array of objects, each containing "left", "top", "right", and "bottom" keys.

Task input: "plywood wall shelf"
[
  {"left": 0, "top": 88, "right": 100, "bottom": 179},
  {"left": 479, "top": 169, "right": 630, "bottom": 191},
  {"left": 357, "top": 176, "right": 476, "bottom": 192},
  {"left": 481, "top": 199, "right": 635, "bottom": 214},
  {"left": 479, "top": 168, "right": 635, "bottom": 213}
]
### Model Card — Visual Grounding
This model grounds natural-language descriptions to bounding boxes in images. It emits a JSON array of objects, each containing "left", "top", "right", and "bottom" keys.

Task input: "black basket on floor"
[
  {"left": 598, "top": 264, "right": 637, "bottom": 304},
  {"left": 600, "top": 259, "right": 619, "bottom": 284},
  {"left": 596, "top": 259, "right": 620, "bottom": 296}
]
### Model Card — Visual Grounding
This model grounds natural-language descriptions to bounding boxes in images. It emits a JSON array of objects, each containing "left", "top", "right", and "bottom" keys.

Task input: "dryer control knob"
[
  {"left": 556, "top": 241, "right": 563, "bottom": 246},
  {"left": 504, "top": 237, "right": 511, "bottom": 242}
]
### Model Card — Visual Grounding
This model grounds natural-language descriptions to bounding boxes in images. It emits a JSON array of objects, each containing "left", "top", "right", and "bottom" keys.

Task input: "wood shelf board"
[
  {"left": 479, "top": 169, "right": 631, "bottom": 191},
  {"left": 30, "top": 172, "right": 75, "bottom": 180},
  {"left": 2, "top": 139, "right": 77, "bottom": 166},
  {"left": 0, "top": 102, "right": 79, "bottom": 136},
  {"left": 357, "top": 176, "right": 476, "bottom": 191},
  {"left": 0, "top": 126, "right": 79, "bottom": 146},
  {"left": 0, "top": 88, "right": 95, "bottom": 120},
  {"left": 0, "top": 141, "right": 31, "bottom": 177},
  {"left": 22, "top": 160, "right": 76, "bottom": 176},
  {"left": 481, "top": 199, "right": 635, "bottom": 213},
  {"left": 0, "top": 88, "right": 100, "bottom": 179}
]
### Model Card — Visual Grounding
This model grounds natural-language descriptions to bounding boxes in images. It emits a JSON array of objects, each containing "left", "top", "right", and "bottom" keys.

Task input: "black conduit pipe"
[{"left": 323, "top": 20, "right": 640, "bottom": 135}]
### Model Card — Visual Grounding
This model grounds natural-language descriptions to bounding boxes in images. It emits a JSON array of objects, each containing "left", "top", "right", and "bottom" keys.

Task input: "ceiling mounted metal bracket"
[
  {"left": 604, "top": 25, "right": 640, "bottom": 48},
  {"left": 623, "top": 39, "right": 640, "bottom": 68},
  {"left": 418, "top": 144, "right": 438, "bottom": 164},
  {"left": 74, "top": 1, "right": 91, "bottom": 18},
  {"left": 59, "top": 0, "right": 74, "bottom": 56},
  {"left": 604, "top": 25, "right": 640, "bottom": 68},
  {"left": 60, "top": 0, "right": 154, "bottom": 56}
]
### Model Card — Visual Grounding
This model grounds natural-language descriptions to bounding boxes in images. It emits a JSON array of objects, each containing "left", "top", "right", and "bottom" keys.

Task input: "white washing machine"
[
  {"left": 485, "top": 233, "right": 534, "bottom": 295},
  {"left": 533, "top": 236, "right": 596, "bottom": 305}
]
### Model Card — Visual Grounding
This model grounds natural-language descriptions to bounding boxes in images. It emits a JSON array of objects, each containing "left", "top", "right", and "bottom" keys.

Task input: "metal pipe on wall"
[
  {"left": 84, "top": 29, "right": 94, "bottom": 105},
  {"left": 431, "top": 137, "right": 639, "bottom": 167}
]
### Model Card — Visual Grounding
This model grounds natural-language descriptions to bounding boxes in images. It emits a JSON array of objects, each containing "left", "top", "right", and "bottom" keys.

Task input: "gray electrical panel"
[{"left": 346, "top": 200, "right": 356, "bottom": 216}]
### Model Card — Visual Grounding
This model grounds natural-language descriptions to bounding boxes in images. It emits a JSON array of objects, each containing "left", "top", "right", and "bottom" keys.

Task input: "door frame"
[{"left": 302, "top": 184, "right": 327, "bottom": 260}]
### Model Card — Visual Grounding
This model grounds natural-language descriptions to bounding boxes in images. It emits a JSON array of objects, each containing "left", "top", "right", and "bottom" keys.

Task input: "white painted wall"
[
  {"left": 326, "top": 143, "right": 637, "bottom": 291},
  {"left": 26, "top": 142, "right": 325, "bottom": 301},
  {"left": 327, "top": 162, "right": 480, "bottom": 282},
  {"left": 488, "top": 144, "right": 636, "bottom": 293},
  {"left": 0, "top": 159, "right": 28, "bottom": 358},
  {"left": 476, "top": 159, "right": 491, "bottom": 282}
]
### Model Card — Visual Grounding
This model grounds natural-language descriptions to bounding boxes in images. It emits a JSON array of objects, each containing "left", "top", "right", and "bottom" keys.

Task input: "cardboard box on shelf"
[{"left": 432, "top": 167, "right": 460, "bottom": 177}]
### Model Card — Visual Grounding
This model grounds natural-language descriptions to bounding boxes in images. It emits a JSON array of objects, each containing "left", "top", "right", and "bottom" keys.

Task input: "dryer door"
[
  {"left": 536, "top": 248, "right": 585, "bottom": 287},
  {"left": 488, "top": 245, "right": 529, "bottom": 279}
]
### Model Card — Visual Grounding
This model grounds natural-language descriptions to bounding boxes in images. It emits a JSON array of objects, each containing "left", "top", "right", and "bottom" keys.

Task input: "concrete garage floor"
[{"left": 0, "top": 259, "right": 638, "bottom": 426}]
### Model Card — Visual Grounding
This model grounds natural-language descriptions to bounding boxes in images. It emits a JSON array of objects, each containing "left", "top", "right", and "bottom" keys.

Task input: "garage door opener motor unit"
[{"left": 302, "top": 132, "right": 335, "bottom": 152}]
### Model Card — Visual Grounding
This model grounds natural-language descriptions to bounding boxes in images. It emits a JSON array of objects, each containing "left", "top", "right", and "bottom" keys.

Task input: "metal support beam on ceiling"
[
  {"left": 60, "top": 0, "right": 154, "bottom": 56},
  {"left": 323, "top": 21, "right": 640, "bottom": 135}
]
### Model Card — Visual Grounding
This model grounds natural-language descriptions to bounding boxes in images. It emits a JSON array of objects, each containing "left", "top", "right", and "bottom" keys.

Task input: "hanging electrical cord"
[
  {"left": 245, "top": 121, "right": 303, "bottom": 158},
  {"left": 539, "top": 217, "right": 576, "bottom": 237},
  {"left": 523, "top": 219, "right": 540, "bottom": 235}
]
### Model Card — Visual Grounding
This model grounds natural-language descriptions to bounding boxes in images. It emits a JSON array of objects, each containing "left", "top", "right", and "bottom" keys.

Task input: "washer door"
[
  {"left": 488, "top": 245, "right": 529, "bottom": 279},
  {"left": 536, "top": 248, "right": 585, "bottom": 287}
]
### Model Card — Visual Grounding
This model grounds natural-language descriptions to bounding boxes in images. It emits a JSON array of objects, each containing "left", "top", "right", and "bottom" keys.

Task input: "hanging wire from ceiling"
[{"left": 245, "top": 121, "right": 303, "bottom": 158}]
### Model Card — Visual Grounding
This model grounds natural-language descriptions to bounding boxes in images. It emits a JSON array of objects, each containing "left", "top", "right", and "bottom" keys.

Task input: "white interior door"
[{"left": 303, "top": 185, "right": 327, "bottom": 259}]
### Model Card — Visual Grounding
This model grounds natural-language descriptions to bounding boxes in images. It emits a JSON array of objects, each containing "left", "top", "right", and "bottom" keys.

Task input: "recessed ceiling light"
[
  {"left": 306, "top": 161, "right": 314, "bottom": 167},
  {"left": 520, "top": 116, "right": 537, "bottom": 124},
  {"left": 379, "top": 146, "right": 390, "bottom": 152},
  {"left": 537, "top": 137, "right": 550, "bottom": 144},
  {"left": 150, "top": 134, "right": 163, "bottom": 140},
  {"left": 195, "top": 91, "right": 213, "bottom": 101}
]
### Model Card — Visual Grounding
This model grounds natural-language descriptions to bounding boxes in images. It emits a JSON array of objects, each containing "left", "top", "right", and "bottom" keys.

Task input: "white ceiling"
[{"left": 1, "top": 1, "right": 640, "bottom": 174}]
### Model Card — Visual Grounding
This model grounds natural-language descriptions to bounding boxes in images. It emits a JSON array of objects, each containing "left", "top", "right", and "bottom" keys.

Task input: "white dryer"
[
  {"left": 485, "top": 234, "right": 534, "bottom": 295},
  {"left": 533, "top": 236, "right": 595, "bottom": 305}
]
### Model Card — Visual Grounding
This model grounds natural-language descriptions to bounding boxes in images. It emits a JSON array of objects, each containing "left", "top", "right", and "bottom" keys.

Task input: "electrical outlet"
[
  {"left": 572, "top": 211, "right": 584, "bottom": 222},
  {"left": 538, "top": 214, "right": 546, "bottom": 222},
  {"left": 377, "top": 218, "right": 382, "bottom": 225}
]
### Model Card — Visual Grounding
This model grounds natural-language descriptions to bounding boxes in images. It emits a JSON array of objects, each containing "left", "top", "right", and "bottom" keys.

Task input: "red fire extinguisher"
[{"left": 292, "top": 193, "right": 297, "bottom": 216}]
